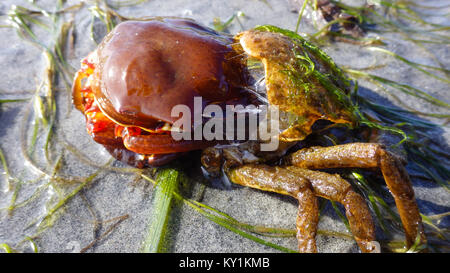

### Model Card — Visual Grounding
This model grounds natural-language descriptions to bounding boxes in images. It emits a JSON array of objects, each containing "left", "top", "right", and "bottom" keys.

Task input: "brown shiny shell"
[{"left": 91, "top": 18, "right": 248, "bottom": 129}]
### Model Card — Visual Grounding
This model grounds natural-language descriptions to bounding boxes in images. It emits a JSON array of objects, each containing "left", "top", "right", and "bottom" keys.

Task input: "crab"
[{"left": 72, "top": 17, "right": 426, "bottom": 252}]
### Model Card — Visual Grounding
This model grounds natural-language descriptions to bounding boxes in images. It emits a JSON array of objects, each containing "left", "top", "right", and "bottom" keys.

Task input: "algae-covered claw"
[{"left": 237, "top": 26, "right": 355, "bottom": 141}]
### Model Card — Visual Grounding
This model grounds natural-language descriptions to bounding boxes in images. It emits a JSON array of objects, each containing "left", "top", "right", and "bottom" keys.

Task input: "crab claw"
[{"left": 237, "top": 26, "right": 355, "bottom": 141}]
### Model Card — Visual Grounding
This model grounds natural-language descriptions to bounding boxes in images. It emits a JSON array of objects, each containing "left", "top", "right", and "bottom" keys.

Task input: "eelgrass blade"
[
  {"left": 7, "top": 180, "right": 22, "bottom": 216},
  {"left": 0, "top": 243, "right": 14, "bottom": 253},
  {"left": 80, "top": 214, "right": 129, "bottom": 253},
  {"left": 182, "top": 197, "right": 298, "bottom": 253},
  {"left": 330, "top": 200, "right": 351, "bottom": 232},
  {"left": 408, "top": 158, "right": 450, "bottom": 192},
  {"left": 0, "top": 99, "right": 29, "bottom": 103},
  {"left": 31, "top": 164, "right": 105, "bottom": 231},
  {"left": 358, "top": 96, "right": 442, "bottom": 129},
  {"left": 212, "top": 11, "right": 245, "bottom": 32},
  {"left": 141, "top": 168, "right": 181, "bottom": 253},
  {"left": 294, "top": 0, "right": 309, "bottom": 33},
  {"left": 345, "top": 68, "right": 450, "bottom": 109},
  {"left": 23, "top": 237, "right": 38, "bottom": 253},
  {"left": 421, "top": 214, "right": 448, "bottom": 241},
  {"left": 0, "top": 146, "right": 12, "bottom": 186},
  {"left": 140, "top": 174, "right": 297, "bottom": 252},
  {"left": 367, "top": 47, "right": 450, "bottom": 84},
  {"left": 351, "top": 171, "right": 402, "bottom": 226},
  {"left": 107, "top": 0, "right": 149, "bottom": 9}
]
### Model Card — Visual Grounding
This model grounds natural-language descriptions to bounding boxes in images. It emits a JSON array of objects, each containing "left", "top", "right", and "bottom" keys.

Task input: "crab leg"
[
  {"left": 72, "top": 70, "right": 86, "bottom": 112},
  {"left": 89, "top": 127, "right": 123, "bottom": 147},
  {"left": 229, "top": 164, "right": 377, "bottom": 252},
  {"left": 228, "top": 164, "right": 319, "bottom": 252},
  {"left": 103, "top": 145, "right": 182, "bottom": 168},
  {"left": 122, "top": 134, "right": 214, "bottom": 155},
  {"left": 285, "top": 167, "right": 376, "bottom": 252},
  {"left": 286, "top": 142, "right": 426, "bottom": 248}
]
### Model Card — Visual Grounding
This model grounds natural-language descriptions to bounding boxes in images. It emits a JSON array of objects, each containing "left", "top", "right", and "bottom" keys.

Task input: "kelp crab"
[{"left": 72, "top": 17, "right": 426, "bottom": 252}]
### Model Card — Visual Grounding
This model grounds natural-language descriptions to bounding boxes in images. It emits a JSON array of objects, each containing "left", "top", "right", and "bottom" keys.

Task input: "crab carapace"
[{"left": 72, "top": 18, "right": 251, "bottom": 167}]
